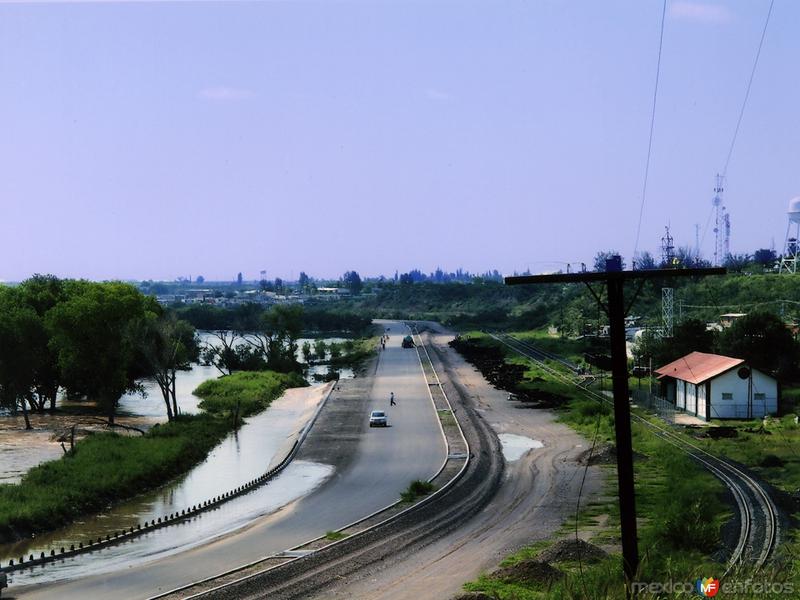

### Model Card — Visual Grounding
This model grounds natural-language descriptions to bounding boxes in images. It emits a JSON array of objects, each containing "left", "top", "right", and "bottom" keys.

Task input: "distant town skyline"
[{"left": 2, "top": 0, "right": 797, "bottom": 282}]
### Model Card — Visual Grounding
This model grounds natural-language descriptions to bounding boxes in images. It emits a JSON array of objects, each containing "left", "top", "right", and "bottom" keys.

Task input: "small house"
[{"left": 655, "top": 351, "right": 777, "bottom": 420}]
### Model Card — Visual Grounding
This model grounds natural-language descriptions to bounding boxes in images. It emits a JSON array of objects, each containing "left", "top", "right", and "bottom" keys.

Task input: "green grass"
[
  {"left": 458, "top": 333, "right": 744, "bottom": 599},
  {"left": 0, "top": 370, "right": 305, "bottom": 544},
  {"left": 438, "top": 409, "right": 457, "bottom": 427},
  {"left": 194, "top": 370, "right": 307, "bottom": 418},
  {"left": 324, "top": 530, "right": 348, "bottom": 541},
  {"left": 400, "top": 480, "right": 435, "bottom": 503},
  {"left": 328, "top": 335, "right": 379, "bottom": 372}
]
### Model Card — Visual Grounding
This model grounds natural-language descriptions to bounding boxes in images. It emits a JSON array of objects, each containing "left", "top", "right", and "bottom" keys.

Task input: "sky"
[{"left": 1, "top": 0, "right": 798, "bottom": 282}]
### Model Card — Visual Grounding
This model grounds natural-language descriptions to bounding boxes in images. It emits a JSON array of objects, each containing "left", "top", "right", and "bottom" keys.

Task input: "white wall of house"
[
  {"left": 709, "top": 368, "right": 777, "bottom": 419},
  {"left": 686, "top": 381, "right": 697, "bottom": 415},
  {"left": 697, "top": 383, "right": 707, "bottom": 419},
  {"left": 676, "top": 380, "right": 685, "bottom": 410}
]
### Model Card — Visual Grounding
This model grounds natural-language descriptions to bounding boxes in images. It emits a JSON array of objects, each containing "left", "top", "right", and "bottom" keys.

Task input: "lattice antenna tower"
[
  {"left": 713, "top": 174, "right": 726, "bottom": 266},
  {"left": 662, "top": 288, "right": 674, "bottom": 338},
  {"left": 723, "top": 212, "right": 731, "bottom": 260},
  {"left": 661, "top": 225, "right": 675, "bottom": 267},
  {"left": 660, "top": 225, "right": 675, "bottom": 337}
]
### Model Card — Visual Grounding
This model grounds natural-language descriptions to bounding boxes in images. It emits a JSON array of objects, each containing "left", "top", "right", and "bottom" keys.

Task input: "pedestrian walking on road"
[{"left": 390, "top": 392, "right": 396, "bottom": 406}]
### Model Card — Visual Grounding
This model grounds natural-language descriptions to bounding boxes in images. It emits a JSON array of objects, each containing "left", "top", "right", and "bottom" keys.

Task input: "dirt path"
[{"left": 317, "top": 325, "right": 603, "bottom": 600}]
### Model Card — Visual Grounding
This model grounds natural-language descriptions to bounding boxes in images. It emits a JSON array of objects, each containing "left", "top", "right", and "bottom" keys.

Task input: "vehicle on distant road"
[
  {"left": 369, "top": 410, "right": 388, "bottom": 427},
  {"left": 402, "top": 335, "right": 415, "bottom": 348}
]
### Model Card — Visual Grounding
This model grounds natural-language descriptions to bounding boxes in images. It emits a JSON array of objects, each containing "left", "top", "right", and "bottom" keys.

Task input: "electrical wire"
[
  {"left": 632, "top": 0, "right": 668, "bottom": 261},
  {"left": 721, "top": 0, "right": 775, "bottom": 179},
  {"left": 575, "top": 406, "right": 603, "bottom": 599}
]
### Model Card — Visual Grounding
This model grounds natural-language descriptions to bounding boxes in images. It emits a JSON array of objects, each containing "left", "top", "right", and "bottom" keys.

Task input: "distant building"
[
  {"left": 655, "top": 351, "right": 777, "bottom": 420},
  {"left": 720, "top": 313, "right": 747, "bottom": 328}
]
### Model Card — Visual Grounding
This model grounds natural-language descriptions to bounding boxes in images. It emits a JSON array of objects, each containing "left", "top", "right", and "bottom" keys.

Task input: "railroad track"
[
  {"left": 167, "top": 330, "right": 503, "bottom": 600},
  {"left": 492, "top": 333, "right": 779, "bottom": 573}
]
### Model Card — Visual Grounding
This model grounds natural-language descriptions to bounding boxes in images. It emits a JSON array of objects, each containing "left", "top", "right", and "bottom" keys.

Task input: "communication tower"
[
  {"left": 662, "top": 288, "right": 674, "bottom": 338},
  {"left": 712, "top": 174, "right": 727, "bottom": 266},
  {"left": 723, "top": 212, "right": 731, "bottom": 260},
  {"left": 661, "top": 226, "right": 675, "bottom": 267},
  {"left": 778, "top": 198, "right": 800, "bottom": 274}
]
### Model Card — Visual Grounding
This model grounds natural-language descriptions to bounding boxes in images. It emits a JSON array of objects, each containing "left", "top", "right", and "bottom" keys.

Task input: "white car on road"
[{"left": 369, "top": 410, "right": 388, "bottom": 427}]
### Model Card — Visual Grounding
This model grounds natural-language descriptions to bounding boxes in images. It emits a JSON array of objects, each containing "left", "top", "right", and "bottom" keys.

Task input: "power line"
[
  {"left": 721, "top": 0, "right": 775, "bottom": 178},
  {"left": 632, "top": 0, "right": 668, "bottom": 260}
]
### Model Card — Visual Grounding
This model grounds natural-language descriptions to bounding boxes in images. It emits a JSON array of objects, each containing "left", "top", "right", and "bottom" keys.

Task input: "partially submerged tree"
[
  {"left": 48, "top": 281, "right": 157, "bottom": 425},
  {"left": 203, "top": 330, "right": 242, "bottom": 376},
  {"left": 139, "top": 314, "right": 199, "bottom": 420},
  {"left": 0, "top": 290, "right": 42, "bottom": 429},
  {"left": 17, "top": 275, "right": 68, "bottom": 411}
]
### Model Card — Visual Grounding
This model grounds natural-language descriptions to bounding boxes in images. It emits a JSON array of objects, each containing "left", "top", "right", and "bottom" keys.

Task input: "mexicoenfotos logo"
[{"left": 696, "top": 577, "right": 720, "bottom": 597}]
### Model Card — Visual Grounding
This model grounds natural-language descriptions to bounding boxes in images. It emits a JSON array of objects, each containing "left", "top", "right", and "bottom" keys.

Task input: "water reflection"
[
  {"left": 6, "top": 460, "right": 333, "bottom": 587},
  {"left": 0, "top": 333, "right": 353, "bottom": 483},
  {"left": 0, "top": 385, "right": 330, "bottom": 569}
]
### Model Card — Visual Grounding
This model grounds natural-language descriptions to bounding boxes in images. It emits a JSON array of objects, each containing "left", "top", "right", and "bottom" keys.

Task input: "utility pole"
[{"left": 506, "top": 257, "right": 725, "bottom": 595}]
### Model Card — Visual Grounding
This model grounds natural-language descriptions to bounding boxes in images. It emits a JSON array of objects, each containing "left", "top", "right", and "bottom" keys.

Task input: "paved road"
[
  {"left": 15, "top": 322, "right": 446, "bottom": 600},
  {"left": 318, "top": 324, "right": 603, "bottom": 600}
]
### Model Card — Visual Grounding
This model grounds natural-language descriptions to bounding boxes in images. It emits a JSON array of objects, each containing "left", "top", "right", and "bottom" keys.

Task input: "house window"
[
  {"left": 754, "top": 393, "right": 766, "bottom": 401},
  {"left": 721, "top": 393, "right": 733, "bottom": 400}
]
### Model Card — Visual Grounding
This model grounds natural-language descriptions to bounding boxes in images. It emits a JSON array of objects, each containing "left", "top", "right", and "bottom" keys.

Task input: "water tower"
[{"left": 778, "top": 197, "right": 800, "bottom": 274}]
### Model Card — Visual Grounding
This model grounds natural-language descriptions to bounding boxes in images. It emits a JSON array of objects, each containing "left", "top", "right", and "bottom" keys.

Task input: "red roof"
[{"left": 655, "top": 351, "right": 744, "bottom": 385}]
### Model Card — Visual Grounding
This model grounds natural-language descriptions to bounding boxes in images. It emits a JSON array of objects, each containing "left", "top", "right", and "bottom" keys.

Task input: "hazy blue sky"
[{"left": 1, "top": 0, "right": 797, "bottom": 282}]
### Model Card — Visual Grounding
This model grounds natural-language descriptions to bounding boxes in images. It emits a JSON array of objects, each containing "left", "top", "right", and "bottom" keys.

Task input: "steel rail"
[
  {"left": 492, "top": 333, "right": 778, "bottom": 572},
  {"left": 153, "top": 327, "right": 478, "bottom": 600}
]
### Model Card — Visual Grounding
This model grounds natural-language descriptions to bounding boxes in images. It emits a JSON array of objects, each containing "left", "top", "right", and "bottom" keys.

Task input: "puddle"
[{"left": 498, "top": 433, "right": 544, "bottom": 461}]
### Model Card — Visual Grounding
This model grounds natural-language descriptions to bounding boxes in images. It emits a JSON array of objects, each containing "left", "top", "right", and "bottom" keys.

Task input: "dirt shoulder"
[{"left": 316, "top": 327, "right": 603, "bottom": 600}]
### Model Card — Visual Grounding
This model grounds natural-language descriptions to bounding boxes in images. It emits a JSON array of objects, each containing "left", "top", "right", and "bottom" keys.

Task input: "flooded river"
[
  {"left": 2, "top": 385, "right": 334, "bottom": 587},
  {"left": 0, "top": 333, "right": 354, "bottom": 484}
]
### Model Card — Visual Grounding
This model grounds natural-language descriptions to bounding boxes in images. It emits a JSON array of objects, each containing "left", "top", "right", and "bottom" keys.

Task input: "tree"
[
  {"left": 633, "top": 319, "right": 715, "bottom": 368},
  {"left": 203, "top": 330, "right": 241, "bottom": 375},
  {"left": 48, "top": 282, "right": 157, "bottom": 425},
  {"left": 237, "top": 272, "right": 243, "bottom": 286},
  {"left": 237, "top": 304, "right": 304, "bottom": 373},
  {"left": 196, "top": 275, "right": 205, "bottom": 284},
  {"left": 723, "top": 253, "right": 752, "bottom": 273},
  {"left": 298, "top": 272, "right": 310, "bottom": 291},
  {"left": 717, "top": 312, "right": 800, "bottom": 379},
  {"left": 634, "top": 251, "right": 657, "bottom": 270},
  {"left": 753, "top": 248, "right": 777, "bottom": 268},
  {"left": 314, "top": 339, "right": 328, "bottom": 360},
  {"left": 139, "top": 314, "right": 199, "bottom": 420},
  {"left": 328, "top": 342, "right": 342, "bottom": 361},
  {"left": 15, "top": 275, "right": 67, "bottom": 412},
  {"left": 274, "top": 277, "right": 284, "bottom": 293},
  {"left": 342, "top": 271, "right": 363, "bottom": 295},
  {"left": 594, "top": 251, "right": 625, "bottom": 272},
  {"left": 301, "top": 341, "right": 312, "bottom": 363},
  {"left": 0, "top": 289, "right": 42, "bottom": 429}
]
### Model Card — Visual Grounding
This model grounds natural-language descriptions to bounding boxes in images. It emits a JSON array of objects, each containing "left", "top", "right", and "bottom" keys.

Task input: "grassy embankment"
[
  {"left": 0, "top": 370, "right": 305, "bottom": 545},
  {"left": 329, "top": 336, "right": 379, "bottom": 374},
  {"left": 454, "top": 332, "right": 778, "bottom": 599}
]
